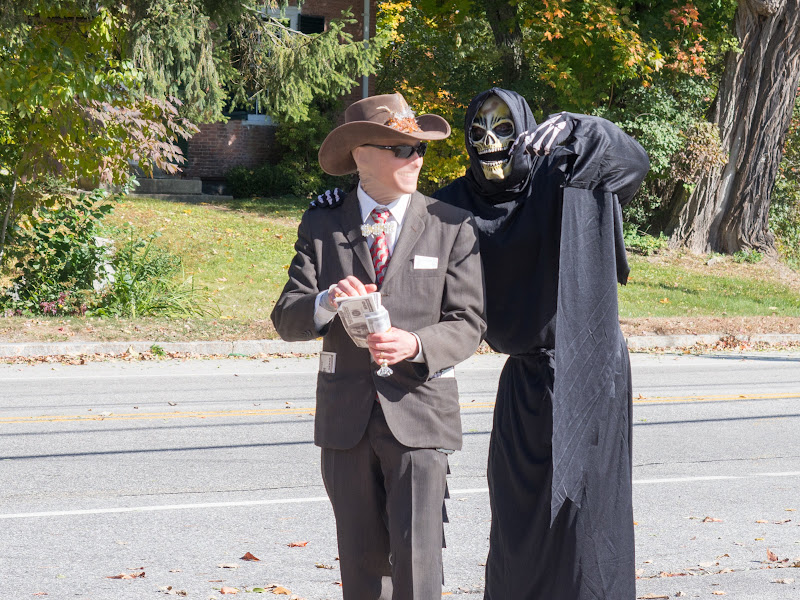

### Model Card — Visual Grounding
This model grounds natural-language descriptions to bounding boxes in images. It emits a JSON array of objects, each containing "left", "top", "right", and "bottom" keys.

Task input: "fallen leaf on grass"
[
  {"left": 702, "top": 516, "right": 723, "bottom": 523},
  {"left": 220, "top": 587, "right": 238, "bottom": 595},
  {"left": 107, "top": 571, "right": 145, "bottom": 579},
  {"left": 287, "top": 541, "right": 308, "bottom": 547},
  {"left": 241, "top": 552, "right": 261, "bottom": 561}
]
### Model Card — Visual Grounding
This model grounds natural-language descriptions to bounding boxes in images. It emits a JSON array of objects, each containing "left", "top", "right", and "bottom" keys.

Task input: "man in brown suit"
[{"left": 271, "top": 93, "right": 485, "bottom": 600}]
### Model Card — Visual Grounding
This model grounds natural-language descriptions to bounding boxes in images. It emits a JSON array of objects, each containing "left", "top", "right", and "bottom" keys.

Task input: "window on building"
[{"left": 298, "top": 15, "right": 325, "bottom": 34}]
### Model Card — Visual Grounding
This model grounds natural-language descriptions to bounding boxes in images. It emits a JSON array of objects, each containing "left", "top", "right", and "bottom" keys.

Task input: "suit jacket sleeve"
[
  {"left": 413, "top": 215, "right": 486, "bottom": 377},
  {"left": 270, "top": 210, "right": 322, "bottom": 342}
]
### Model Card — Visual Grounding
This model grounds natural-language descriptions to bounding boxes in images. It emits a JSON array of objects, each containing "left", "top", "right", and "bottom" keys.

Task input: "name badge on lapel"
[{"left": 413, "top": 255, "right": 439, "bottom": 270}]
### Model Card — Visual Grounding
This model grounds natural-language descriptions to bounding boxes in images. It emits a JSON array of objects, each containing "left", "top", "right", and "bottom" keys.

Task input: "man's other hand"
[
  {"left": 333, "top": 276, "right": 378, "bottom": 298},
  {"left": 367, "top": 328, "right": 419, "bottom": 365}
]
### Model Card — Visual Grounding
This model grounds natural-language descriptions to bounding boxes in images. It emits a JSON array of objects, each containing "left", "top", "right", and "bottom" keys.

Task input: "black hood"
[{"left": 463, "top": 87, "right": 538, "bottom": 203}]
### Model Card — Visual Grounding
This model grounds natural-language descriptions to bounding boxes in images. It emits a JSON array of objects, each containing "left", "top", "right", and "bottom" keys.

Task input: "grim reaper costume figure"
[{"left": 432, "top": 88, "right": 650, "bottom": 599}]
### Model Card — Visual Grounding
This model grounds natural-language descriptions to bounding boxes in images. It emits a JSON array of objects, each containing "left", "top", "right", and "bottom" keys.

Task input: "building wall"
[{"left": 183, "top": 121, "right": 279, "bottom": 180}]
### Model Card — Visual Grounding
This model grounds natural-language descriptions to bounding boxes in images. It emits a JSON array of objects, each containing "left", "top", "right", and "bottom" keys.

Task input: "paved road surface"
[{"left": 1, "top": 352, "right": 799, "bottom": 599}]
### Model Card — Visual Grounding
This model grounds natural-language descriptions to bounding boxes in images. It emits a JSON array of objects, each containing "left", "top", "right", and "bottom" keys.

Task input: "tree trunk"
[
  {"left": 0, "top": 174, "right": 18, "bottom": 264},
  {"left": 667, "top": 0, "right": 800, "bottom": 253},
  {"left": 478, "top": 0, "right": 524, "bottom": 84}
]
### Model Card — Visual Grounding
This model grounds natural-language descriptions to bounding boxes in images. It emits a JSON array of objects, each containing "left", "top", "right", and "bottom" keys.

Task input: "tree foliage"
[{"left": 0, "top": 1, "right": 197, "bottom": 261}]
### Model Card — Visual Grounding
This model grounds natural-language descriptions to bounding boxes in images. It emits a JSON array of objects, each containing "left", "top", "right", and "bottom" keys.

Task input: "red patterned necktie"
[{"left": 370, "top": 207, "right": 391, "bottom": 285}]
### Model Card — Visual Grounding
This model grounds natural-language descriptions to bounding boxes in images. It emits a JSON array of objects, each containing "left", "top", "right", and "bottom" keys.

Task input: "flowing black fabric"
[{"left": 434, "top": 90, "right": 649, "bottom": 599}]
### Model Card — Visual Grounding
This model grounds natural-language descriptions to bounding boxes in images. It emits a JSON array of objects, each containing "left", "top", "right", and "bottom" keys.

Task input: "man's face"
[
  {"left": 352, "top": 144, "right": 423, "bottom": 202},
  {"left": 469, "top": 96, "right": 515, "bottom": 181}
]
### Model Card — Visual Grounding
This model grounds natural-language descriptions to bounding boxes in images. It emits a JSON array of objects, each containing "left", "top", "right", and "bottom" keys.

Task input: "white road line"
[
  {"left": 2, "top": 472, "right": 798, "bottom": 520},
  {"left": 633, "top": 475, "right": 740, "bottom": 484}
]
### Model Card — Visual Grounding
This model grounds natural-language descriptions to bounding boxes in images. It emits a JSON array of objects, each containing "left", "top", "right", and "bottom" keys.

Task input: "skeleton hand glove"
[
  {"left": 310, "top": 188, "right": 344, "bottom": 209},
  {"left": 510, "top": 112, "right": 574, "bottom": 157}
]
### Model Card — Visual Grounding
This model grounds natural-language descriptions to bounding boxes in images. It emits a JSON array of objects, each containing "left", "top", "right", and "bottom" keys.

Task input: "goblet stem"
[{"left": 377, "top": 360, "right": 393, "bottom": 377}]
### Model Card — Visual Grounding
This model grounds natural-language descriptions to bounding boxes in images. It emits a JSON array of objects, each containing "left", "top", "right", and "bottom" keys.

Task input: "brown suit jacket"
[{"left": 271, "top": 189, "right": 486, "bottom": 451}]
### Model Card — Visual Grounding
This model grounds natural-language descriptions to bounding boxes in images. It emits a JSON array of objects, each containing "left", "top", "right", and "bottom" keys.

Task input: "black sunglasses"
[{"left": 364, "top": 142, "right": 428, "bottom": 159}]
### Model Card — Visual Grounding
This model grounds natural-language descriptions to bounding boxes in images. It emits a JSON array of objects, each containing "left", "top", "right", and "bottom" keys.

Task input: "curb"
[{"left": 0, "top": 334, "right": 799, "bottom": 358}]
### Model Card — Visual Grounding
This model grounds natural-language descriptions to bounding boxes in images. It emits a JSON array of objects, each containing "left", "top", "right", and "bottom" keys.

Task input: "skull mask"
[{"left": 469, "top": 95, "right": 515, "bottom": 181}]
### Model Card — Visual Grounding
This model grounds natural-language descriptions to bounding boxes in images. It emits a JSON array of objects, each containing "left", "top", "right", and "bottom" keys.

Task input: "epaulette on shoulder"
[{"left": 309, "top": 188, "right": 345, "bottom": 210}]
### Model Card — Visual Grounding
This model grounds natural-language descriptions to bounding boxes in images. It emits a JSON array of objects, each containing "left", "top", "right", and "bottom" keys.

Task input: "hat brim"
[{"left": 318, "top": 114, "right": 451, "bottom": 176}]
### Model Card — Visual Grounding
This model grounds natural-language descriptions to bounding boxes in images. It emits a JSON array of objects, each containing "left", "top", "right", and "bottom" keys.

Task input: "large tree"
[
  {"left": 0, "top": 1, "right": 195, "bottom": 262},
  {"left": 667, "top": 0, "right": 800, "bottom": 253}
]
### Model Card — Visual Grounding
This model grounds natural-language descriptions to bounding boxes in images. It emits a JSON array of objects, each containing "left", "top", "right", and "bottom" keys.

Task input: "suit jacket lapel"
[
  {"left": 382, "top": 191, "right": 425, "bottom": 287},
  {"left": 339, "top": 189, "right": 376, "bottom": 283}
]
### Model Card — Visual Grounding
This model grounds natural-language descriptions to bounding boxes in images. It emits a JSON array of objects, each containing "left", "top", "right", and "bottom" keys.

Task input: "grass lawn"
[
  {"left": 1, "top": 194, "right": 799, "bottom": 343},
  {"left": 621, "top": 254, "right": 800, "bottom": 318},
  {"left": 106, "top": 195, "right": 308, "bottom": 320}
]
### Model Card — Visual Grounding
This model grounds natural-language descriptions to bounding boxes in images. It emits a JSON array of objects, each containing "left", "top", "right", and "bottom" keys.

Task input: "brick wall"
[{"left": 183, "top": 121, "right": 280, "bottom": 180}]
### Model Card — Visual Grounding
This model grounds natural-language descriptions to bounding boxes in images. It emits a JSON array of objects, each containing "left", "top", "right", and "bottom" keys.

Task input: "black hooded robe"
[{"left": 433, "top": 88, "right": 650, "bottom": 599}]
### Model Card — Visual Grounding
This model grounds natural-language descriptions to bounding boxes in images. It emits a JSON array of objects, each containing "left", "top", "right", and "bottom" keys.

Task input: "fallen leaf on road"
[
  {"left": 675, "top": 593, "right": 686, "bottom": 597},
  {"left": 637, "top": 594, "right": 669, "bottom": 599},
  {"left": 756, "top": 519, "right": 769, "bottom": 523},
  {"left": 287, "top": 541, "right": 308, "bottom": 547},
  {"left": 767, "top": 549, "right": 780, "bottom": 562},
  {"left": 271, "top": 586, "right": 291, "bottom": 595},
  {"left": 333, "top": 581, "right": 342, "bottom": 586},
  {"left": 315, "top": 563, "right": 334, "bottom": 569},
  {"left": 711, "top": 592, "right": 726, "bottom": 596},
  {"left": 107, "top": 571, "right": 145, "bottom": 579},
  {"left": 658, "top": 571, "right": 688, "bottom": 577},
  {"left": 702, "top": 516, "right": 723, "bottom": 523},
  {"left": 217, "top": 563, "right": 239, "bottom": 569},
  {"left": 241, "top": 552, "right": 261, "bottom": 561},
  {"left": 773, "top": 578, "right": 795, "bottom": 584},
  {"left": 774, "top": 519, "right": 791, "bottom": 524},
  {"left": 220, "top": 587, "right": 238, "bottom": 595}
]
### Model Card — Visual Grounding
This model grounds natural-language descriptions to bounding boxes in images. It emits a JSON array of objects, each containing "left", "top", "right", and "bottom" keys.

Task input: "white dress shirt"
[{"left": 313, "top": 185, "right": 423, "bottom": 361}]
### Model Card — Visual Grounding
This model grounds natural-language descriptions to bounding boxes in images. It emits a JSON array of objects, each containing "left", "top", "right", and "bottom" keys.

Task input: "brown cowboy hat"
[{"left": 318, "top": 93, "right": 451, "bottom": 176}]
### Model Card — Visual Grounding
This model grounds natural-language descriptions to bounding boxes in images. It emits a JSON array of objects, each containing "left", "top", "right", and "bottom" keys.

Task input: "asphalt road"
[{"left": 1, "top": 352, "right": 799, "bottom": 600}]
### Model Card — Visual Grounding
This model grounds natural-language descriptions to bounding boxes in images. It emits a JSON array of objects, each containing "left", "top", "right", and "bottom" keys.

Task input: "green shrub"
[
  {"left": 622, "top": 223, "right": 668, "bottom": 256},
  {"left": 770, "top": 177, "right": 800, "bottom": 268},
  {"left": 732, "top": 249, "right": 763, "bottom": 264},
  {"left": 1, "top": 189, "right": 115, "bottom": 316},
  {"left": 1, "top": 189, "right": 215, "bottom": 318},
  {"left": 93, "top": 227, "right": 217, "bottom": 319},
  {"left": 226, "top": 164, "right": 294, "bottom": 198}
]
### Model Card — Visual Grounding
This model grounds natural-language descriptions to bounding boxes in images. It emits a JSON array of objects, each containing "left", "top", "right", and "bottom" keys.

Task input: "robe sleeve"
[{"left": 555, "top": 113, "right": 650, "bottom": 207}]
